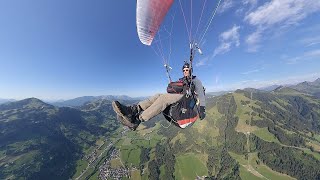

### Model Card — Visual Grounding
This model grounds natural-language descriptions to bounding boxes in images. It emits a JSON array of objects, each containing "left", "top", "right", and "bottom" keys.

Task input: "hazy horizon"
[
  {"left": 1, "top": 1, "right": 320, "bottom": 100},
  {"left": 1, "top": 75, "right": 319, "bottom": 101}
]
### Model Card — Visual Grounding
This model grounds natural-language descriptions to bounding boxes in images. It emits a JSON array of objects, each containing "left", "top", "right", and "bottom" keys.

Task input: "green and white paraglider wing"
[{"left": 136, "top": 0, "right": 174, "bottom": 46}]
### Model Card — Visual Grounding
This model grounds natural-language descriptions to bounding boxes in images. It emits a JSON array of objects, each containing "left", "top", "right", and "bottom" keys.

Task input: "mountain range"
[
  {"left": 50, "top": 95, "right": 144, "bottom": 107},
  {"left": 1, "top": 78, "right": 319, "bottom": 106},
  {"left": 0, "top": 99, "right": 15, "bottom": 105},
  {"left": 259, "top": 78, "right": 320, "bottom": 93},
  {"left": 0, "top": 78, "right": 320, "bottom": 179},
  {"left": 290, "top": 78, "right": 320, "bottom": 98}
]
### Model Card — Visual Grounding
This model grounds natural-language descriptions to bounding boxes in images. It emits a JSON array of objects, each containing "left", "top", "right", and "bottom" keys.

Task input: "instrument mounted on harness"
[
  {"left": 166, "top": 75, "right": 196, "bottom": 94},
  {"left": 167, "top": 80, "right": 184, "bottom": 94}
]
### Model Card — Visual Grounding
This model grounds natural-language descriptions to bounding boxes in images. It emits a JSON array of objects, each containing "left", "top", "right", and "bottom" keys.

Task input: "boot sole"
[
  {"left": 112, "top": 101, "right": 136, "bottom": 128},
  {"left": 117, "top": 115, "right": 139, "bottom": 131}
]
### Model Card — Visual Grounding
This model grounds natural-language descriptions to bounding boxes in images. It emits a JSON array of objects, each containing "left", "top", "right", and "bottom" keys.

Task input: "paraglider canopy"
[{"left": 136, "top": 0, "right": 174, "bottom": 46}]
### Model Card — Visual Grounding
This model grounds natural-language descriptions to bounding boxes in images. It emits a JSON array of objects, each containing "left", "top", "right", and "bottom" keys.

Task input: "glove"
[{"left": 199, "top": 106, "right": 206, "bottom": 120}]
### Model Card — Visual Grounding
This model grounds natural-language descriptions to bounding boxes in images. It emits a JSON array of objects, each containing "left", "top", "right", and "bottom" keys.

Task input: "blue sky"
[{"left": 0, "top": 0, "right": 320, "bottom": 100}]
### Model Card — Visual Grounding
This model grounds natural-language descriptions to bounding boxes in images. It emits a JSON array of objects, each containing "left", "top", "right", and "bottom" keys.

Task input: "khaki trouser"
[{"left": 138, "top": 93, "right": 183, "bottom": 121}]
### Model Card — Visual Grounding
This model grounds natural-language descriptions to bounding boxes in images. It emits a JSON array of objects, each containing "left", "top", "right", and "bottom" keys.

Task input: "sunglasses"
[{"left": 183, "top": 69, "right": 189, "bottom": 72}]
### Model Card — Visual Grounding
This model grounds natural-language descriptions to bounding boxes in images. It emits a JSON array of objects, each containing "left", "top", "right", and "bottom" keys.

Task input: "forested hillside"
[
  {"left": 1, "top": 85, "right": 320, "bottom": 179},
  {"left": 0, "top": 98, "right": 119, "bottom": 179}
]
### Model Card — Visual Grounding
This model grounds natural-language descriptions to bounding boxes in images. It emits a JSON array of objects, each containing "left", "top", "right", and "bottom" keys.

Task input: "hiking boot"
[
  {"left": 112, "top": 101, "right": 141, "bottom": 130},
  {"left": 129, "top": 117, "right": 141, "bottom": 131},
  {"left": 112, "top": 101, "right": 140, "bottom": 117},
  {"left": 116, "top": 114, "right": 141, "bottom": 131}
]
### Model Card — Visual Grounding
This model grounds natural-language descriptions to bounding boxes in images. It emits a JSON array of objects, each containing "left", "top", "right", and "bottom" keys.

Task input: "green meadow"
[{"left": 174, "top": 153, "right": 208, "bottom": 180}]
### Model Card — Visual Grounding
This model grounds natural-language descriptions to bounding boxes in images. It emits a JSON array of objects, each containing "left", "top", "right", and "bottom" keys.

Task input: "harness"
[{"left": 163, "top": 76, "right": 199, "bottom": 129}]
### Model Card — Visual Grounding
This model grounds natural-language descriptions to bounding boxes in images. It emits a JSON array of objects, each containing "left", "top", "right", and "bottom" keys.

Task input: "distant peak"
[
  {"left": 23, "top": 97, "right": 45, "bottom": 104},
  {"left": 0, "top": 97, "right": 53, "bottom": 110}
]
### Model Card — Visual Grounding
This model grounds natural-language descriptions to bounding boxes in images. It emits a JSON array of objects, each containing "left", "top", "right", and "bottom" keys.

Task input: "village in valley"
[{"left": 74, "top": 127, "right": 140, "bottom": 180}]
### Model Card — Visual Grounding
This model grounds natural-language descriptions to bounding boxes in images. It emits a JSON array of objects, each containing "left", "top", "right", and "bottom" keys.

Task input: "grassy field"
[
  {"left": 303, "top": 94, "right": 320, "bottom": 104},
  {"left": 170, "top": 133, "right": 186, "bottom": 145},
  {"left": 127, "top": 148, "right": 141, "bottom": 166},
  {"left": 274, "top": 98, "right": 290, "bottom": 107},
  {"left": 114, "top": 139, "right": 125, "bottom": 149},
  {"left": 306, "top": 141, "right": 320, "bottom": 152},
  {"left": 230, "top": 152, "right": 294, "bottom": 180},
  {"left": 122, "top": 137, "right": 132, "bottom": 146},
  {"left": 229, "top": 152, "right": 247, "bottom": 165},
  {"left": 95, "top": 139, "right": 105, "bottom": 146},
  {"left": 193, "top": 118, "right": 220, "bottom": 138},
  {"left": 110, "top": 158, "right": 123, "bottom": 168},
  {"left": 249, "top": 153, "right": 295, "bottom": 180},
  {"left": 6, "top": 140, "right": 39, "bottom": 153},
  {"left": 160, "top": 165, "right": 166, "bottom": 180},
  {"left": 239, "top": 166, "right": 262, "bottom": 180},
  {"left": 140, "top": 167, "right": 149, "bottom": 180},
  {"left": 17, "top": 150, "right": 40, "bottom": 166},
  {"left": 80, "top": 166, "right": 95, "bottom": 180},
  {"left": 253, "top": 127, "right": 280, "bottom": 143},
  {"left": 133, "top": 133, "right": 163, "bottom": 148},
  {"left": 131, "top": 138, "right": 150, "bottom": 147},
  {"left": 131, "top": 125, "right": 164, "bottom": 148},
  {"left": 83, "top": 145, "right": 95, "bottom": 155},
  {"left": 131, "top": 169, "right": 141, "bottom": 180},
  {"left": 5, "top": 114, "right": 18, "bottom": 122},
  {"left": 240, "top": 166, "right": 292, "bottom": 180},
  {"left": 234, "top": 92, "right": 253, "bottom": 116},
  {"left": 186, "top": 104, "right": 221, "bottom": 146},
  {"left": 174, "top": 153, "right": 208, "bottom": 180},
  {"left": 206, "top": 103, "right": 223, "bottom": 121},
  {"left": 233, "top": 93, "right": 260, "bottom": 133},
  {"left": 149, "top": 134, "right": 163, "bottom": 147},
  {"left": 120, "top": 147, "right": 141, "bottom": 166},
  {"left": 275, "top": 88, "right": 304, "bottom": 96},
  {"left": 88, "top": 170, "right": 100, "bottom": 180},
  {"left": 72, "top": 159, "right": 89, "bottom": 178},
  {"left": 303, "top": 149, "right": 320, "bottom": 161},
  {"left": 149, "top": 148, "right": 156, "bottom": 161},
  {"left": 315, "top": 134, "right": 320, "bottom": 142},
  {"left": 257, "top": 164, "right": 295, "bottom": 180},
  {"left": 7, "top": 150, "right": 40, "bottom": 169},
  {"left": 271, "top": 100, "right": 287, "bottom": 112}
]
